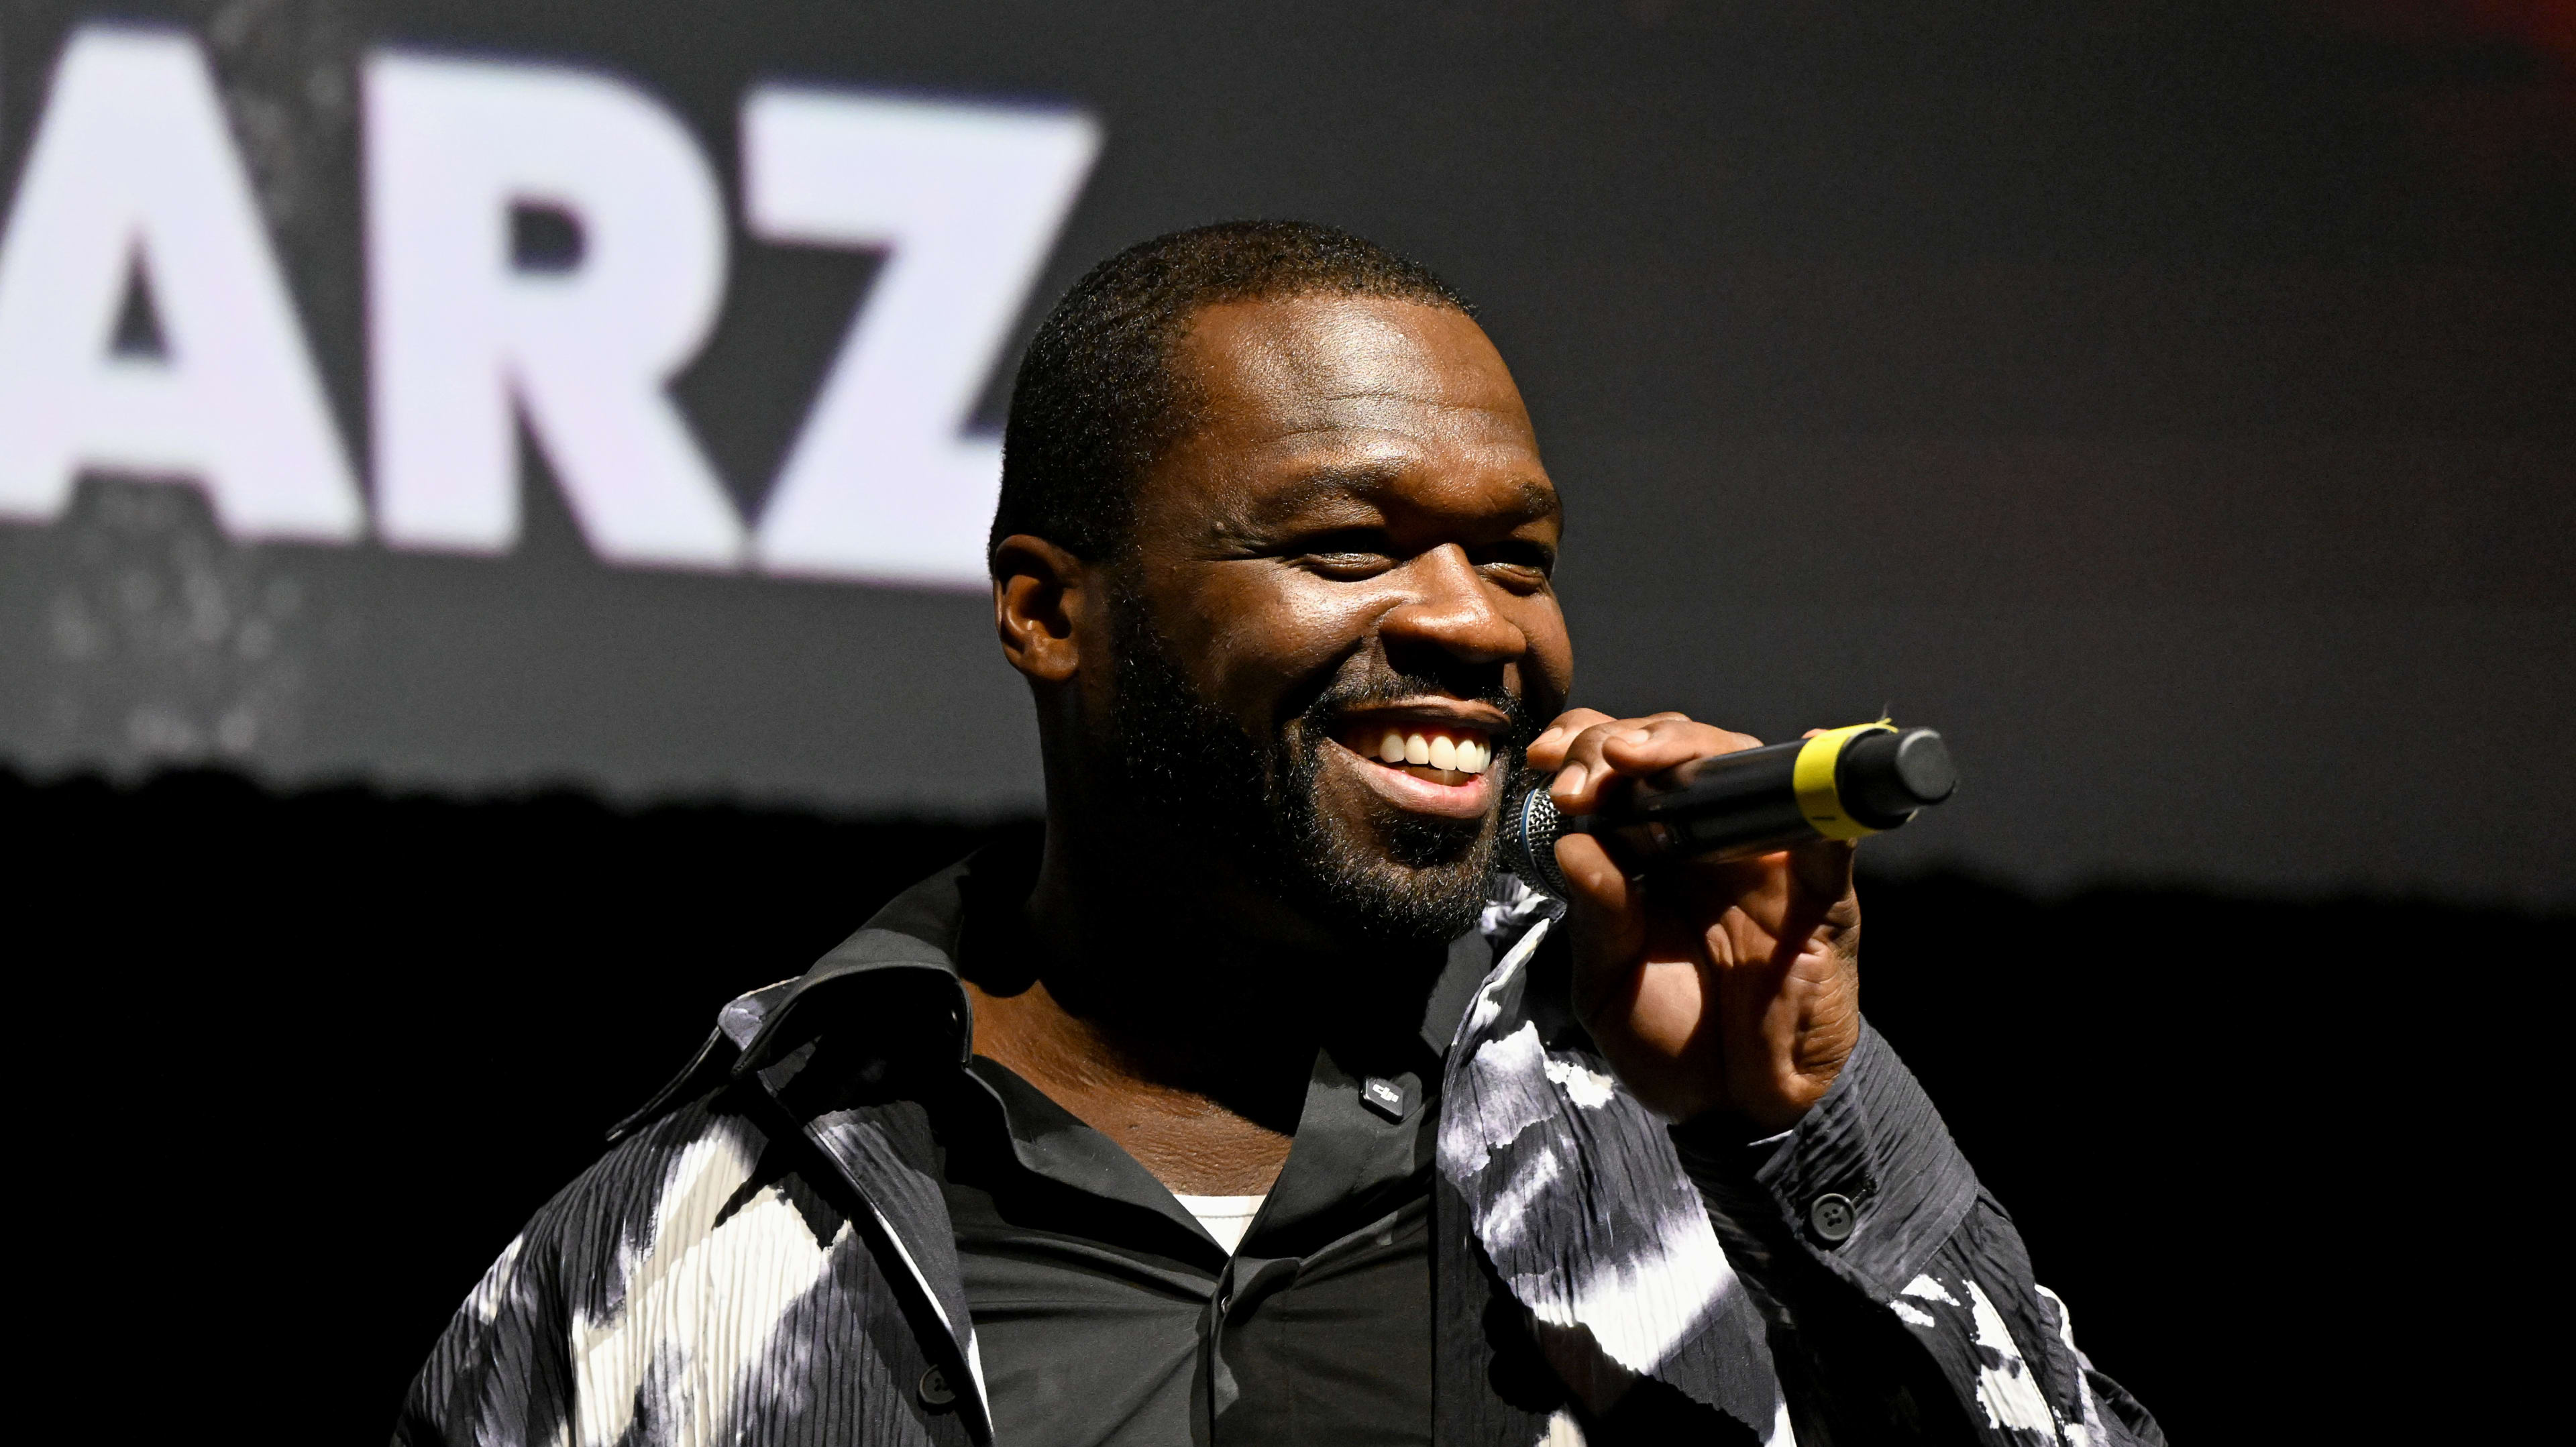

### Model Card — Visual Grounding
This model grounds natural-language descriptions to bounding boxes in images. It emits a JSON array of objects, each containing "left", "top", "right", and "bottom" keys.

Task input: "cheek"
[
  {"left": 1516, "top": 599, "right": 1575, "bottom": 712},
  {"left": 1195, "top": 575, "right": 1387, "bottom": 713}
]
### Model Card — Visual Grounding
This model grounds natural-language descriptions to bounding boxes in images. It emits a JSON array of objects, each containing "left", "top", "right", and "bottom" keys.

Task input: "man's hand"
[{"left": 1525, "top": 710, "right": 1863, "bottom": 1133}]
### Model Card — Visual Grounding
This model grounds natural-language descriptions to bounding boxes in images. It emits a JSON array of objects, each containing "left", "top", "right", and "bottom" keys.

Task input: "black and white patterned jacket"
[{"left": 396, "top": 854, "right": 2163, "bottom": 1447}]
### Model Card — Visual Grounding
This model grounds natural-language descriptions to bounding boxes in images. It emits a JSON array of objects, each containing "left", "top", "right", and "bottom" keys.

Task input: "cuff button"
[{"left": 1809, "top": 1192, "right": 1857, "bottom": 1244}]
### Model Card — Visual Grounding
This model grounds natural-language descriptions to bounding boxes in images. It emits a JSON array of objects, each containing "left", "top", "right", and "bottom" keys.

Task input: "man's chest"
[{"left": 947, "top": 1180, "right": 1436, "bottom": 1447}]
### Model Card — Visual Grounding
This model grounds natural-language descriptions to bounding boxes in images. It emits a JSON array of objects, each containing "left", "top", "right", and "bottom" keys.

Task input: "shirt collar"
[
  {"left": 947, "top": 925, "right": 1494, "bottom": 1261},
  {"left": 731, "top": 831, "right": 1500, "bottom": 1074},
  {"left": 724, "top": 847, "right": 989, "bottom": 1075}
]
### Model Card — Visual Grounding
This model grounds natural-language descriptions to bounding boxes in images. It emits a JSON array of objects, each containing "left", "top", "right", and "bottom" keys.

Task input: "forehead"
[{"left": 1145, "top": 294, "right": 1556, "bottom": 530}]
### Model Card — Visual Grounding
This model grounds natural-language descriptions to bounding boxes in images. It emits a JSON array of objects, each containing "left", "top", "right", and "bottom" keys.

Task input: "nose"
[{"left": 1378, "top": 544, "right": 1526, "bottom": 665}]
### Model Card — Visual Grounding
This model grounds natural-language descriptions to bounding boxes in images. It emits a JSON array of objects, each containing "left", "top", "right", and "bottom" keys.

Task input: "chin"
[{"left": 1291, "top": 803, "right": 1497, "bottom": 946}]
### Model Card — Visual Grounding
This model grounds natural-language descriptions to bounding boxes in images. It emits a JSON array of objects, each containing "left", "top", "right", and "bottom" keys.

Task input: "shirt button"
[
  {"left": 1809, "top": 1193, "right": 1857, "bottom": 1244},
  {"left": 917, "top": 1366, "right": 957, "bottom": 1409}
]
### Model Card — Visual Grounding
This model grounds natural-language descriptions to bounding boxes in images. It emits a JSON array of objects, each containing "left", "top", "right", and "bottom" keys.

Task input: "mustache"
[{"left": 1294, "top": 672, "right": 1537, "bottom": 751}]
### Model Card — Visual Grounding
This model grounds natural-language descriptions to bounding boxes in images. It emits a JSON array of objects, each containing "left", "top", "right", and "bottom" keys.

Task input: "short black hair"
[{"left": 991, "top": 220, "right": 1474, "bottom": 575}]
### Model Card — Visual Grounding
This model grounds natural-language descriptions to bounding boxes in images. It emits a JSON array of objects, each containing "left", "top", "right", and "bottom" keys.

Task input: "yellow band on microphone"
[{"left": 1792, "top": 721, "right": 1899, "bottom": 840}]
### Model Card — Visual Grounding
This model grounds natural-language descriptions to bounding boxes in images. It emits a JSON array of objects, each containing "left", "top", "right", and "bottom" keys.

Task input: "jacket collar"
[
  {"left": 608, "top": 841, "right": 1022, "bottom": 1142},
  {"left": 612, "top": 830, "right": 1505, "bottom": 1142},
  {"left": 725, "top": 849, "right": 989, "bottom": 1075}
]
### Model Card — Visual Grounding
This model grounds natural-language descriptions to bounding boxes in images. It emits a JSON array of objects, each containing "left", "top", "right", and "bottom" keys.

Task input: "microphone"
[{"left": 1499, "top": 722, "right": 1957, "bottom": 898}]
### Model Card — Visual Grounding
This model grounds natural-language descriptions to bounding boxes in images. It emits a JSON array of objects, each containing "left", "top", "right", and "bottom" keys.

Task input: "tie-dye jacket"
[{"left": 396, "top": 856, "right": 2163, "bottom": 1447}]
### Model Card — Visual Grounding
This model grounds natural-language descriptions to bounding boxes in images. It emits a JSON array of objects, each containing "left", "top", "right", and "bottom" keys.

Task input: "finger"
[
  {"left": 1598, "top": 716, "right": 1756, "bottom": 774},
  {"left": 1546, "top": 720, "right": 1632, "bottom": 809},
  {"left": 1692, "top": 843, "right": 1856, "bottom": 1005},
  {"left": 1552, "top": 716, "right": 1725, "bottom": 810},
  {"left": 1525, "top": 708, "right": 1617, "bottom": 771},
  {"left": 1786, "top": 836, "right": 1858, "bottom": 918},
  {"left": 1550, "top": 831, "right": 1646, "bottom": 967},
  {"left": 1552, "top": 716, "right": 1759, "bottom": 812}
]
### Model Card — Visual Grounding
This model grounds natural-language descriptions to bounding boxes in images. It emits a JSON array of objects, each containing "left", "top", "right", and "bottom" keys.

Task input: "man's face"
[{"left": 1093, "top": 293, "right": 1572, "bottom": 944}]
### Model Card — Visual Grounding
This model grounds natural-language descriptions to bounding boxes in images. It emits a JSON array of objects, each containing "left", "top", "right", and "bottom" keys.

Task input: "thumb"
[
  {"left": 1552, "top": 833, "right": 1648, "bottom": 1018},
  {"left": 1787, "top": 837, "right": 1858, "bottom": 915}
]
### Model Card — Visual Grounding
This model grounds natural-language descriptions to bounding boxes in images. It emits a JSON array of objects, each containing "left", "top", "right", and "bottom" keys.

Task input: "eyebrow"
[{"left": 1233, "top": 467, "right": 1562, "bottom": 531}]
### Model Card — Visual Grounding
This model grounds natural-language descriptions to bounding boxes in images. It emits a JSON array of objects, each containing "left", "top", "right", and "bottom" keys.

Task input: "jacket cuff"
[{"left": 1670, "top": 1021, "right": 1982, "bottom": 1295}]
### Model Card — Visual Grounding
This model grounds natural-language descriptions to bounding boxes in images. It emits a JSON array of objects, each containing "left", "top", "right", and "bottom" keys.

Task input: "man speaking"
[{"left": 396, "top": 223, "right": 2161, "bottom": 1447}]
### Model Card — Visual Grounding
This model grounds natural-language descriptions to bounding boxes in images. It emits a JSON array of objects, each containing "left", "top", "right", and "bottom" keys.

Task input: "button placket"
[{"left": 1205, "top": 1256, "right": 1299, "bottom": 1422}]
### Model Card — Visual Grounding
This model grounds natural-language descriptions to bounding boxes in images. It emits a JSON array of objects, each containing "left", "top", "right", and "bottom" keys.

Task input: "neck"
[{"left": 962, "top": 807, "right": 1441, "bottom": 1195}]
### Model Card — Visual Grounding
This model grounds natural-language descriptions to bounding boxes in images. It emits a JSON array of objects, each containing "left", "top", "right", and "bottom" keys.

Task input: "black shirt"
[{"left": 930, "top": 943, "right": 1489, "bottom": 1447}]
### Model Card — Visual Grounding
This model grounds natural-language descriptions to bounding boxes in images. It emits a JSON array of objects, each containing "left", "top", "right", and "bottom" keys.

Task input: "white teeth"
[{"left": 1357, "top": 724, "right": 1493, "bottom": 775}]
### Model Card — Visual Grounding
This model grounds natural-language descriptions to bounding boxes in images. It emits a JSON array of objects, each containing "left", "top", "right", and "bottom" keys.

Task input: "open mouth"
[{"left": 1336, "top": 720, "right": 1497, "bottom": 788}]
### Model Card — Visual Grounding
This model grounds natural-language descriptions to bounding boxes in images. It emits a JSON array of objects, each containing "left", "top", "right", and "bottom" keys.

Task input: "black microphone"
[{"left": 1499, "top": 722, "right": 1957, "bottom": 898}]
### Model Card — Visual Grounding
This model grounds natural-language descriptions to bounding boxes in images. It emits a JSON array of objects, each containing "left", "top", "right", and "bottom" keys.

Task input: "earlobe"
[{"left": 991, "top": 533, "right": 1087, "bottom": 684}]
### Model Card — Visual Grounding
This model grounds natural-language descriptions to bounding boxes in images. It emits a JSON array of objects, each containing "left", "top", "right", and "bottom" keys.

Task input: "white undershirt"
[{"left": 1172, "top": 1193, "right": 1267, "bottom": 1255}]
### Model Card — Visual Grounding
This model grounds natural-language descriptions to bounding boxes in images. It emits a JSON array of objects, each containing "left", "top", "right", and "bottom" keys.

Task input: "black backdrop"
[
  {"left": 15, "top": 765, "right": 2565, "bottom": 1442},
  {"left": 6, "top": 0, "right": 2573, "bottom": 904},
  {"left": 6, "top": 3, "right": 2573, "bottom": 1441}
]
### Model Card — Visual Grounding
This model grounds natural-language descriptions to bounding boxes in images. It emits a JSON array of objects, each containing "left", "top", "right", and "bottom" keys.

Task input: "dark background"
[
  {"left": 5, "top": 1, "right": 2573, "bottom": 1442},
  {"left": 17, "top": 767, "right": 2565, "bottom": 1441},
  {"left": 7, "top": 0, "right": 2572, "bottom": 900}
]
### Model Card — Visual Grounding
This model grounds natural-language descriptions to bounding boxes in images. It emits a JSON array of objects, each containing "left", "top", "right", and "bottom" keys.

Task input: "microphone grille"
[{"left": 1500, "top": 783, "right": 1571, "bottom": 898}]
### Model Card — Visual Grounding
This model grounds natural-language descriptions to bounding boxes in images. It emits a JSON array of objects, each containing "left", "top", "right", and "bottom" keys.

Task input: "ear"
[{"left": 991, "top": 533, "right": 1091, "bottom": 685}]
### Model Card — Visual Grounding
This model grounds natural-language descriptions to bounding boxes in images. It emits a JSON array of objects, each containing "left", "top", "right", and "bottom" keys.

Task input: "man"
[{"left": 396, "top": 222, "right": 2161, "bottom": 1447}]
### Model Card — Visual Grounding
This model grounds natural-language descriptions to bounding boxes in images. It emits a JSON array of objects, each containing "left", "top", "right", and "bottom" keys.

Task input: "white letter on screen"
[
  {"left": 743, "top": 88, "right": 1099, "bottom": 587},
  {"left": 365, "top": 53, "right": 741, "bottom": 568},
  {"left": 0, "top": 26, "right": 361, "bottom": 541}
]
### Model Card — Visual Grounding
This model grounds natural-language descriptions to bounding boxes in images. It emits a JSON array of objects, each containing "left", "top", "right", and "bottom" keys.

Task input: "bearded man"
[{"left": 396, "top": 222, "right": 2161, "bottom": 1447}]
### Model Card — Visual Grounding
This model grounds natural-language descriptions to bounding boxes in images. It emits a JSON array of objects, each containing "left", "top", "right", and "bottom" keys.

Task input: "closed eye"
[
  {"left": 1472, "top": 539, "right": 1556, "bottom": 589},
  {"left": 1295, "top": 529, "right": 1399, "bottom": 577}
]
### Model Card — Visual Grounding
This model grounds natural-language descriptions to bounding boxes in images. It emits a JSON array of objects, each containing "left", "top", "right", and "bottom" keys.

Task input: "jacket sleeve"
[
  {"left": 390, "top": 1223, "right": 580, "bottom": 1447},
  {"left": 1671, "top": 1024, "right": 2165, "bottom": 1447}
]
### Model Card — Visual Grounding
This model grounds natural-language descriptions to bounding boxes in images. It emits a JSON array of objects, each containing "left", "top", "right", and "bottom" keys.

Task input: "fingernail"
[
  {"left": 1618, "top": 729, "right": 1653, "bottom": 745},
  {"left": 1554, "top": 763, "right": 1588, "bottom": 796}
]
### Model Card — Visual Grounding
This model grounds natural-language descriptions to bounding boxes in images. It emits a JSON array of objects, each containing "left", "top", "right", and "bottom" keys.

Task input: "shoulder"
[
  {"left": 523, "top": 1085, "right": 849, "bottom": 1305},
  {"left": 420, "top": 1077, "right": 840, "bottom": 1361},
  {"left": 402, "top": 1087, "right": 861, "bottom": 1444}
]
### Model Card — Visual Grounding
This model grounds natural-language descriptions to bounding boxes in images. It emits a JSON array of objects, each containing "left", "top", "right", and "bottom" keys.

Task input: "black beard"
[{"left": 1099, "top": 586, "right": 1527, "bottom": 945}]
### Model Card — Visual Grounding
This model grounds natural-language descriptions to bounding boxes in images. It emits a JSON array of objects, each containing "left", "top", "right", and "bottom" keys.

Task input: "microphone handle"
[{"left": 1502, "top": 723, "right": 1955, "bottom": 897}]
